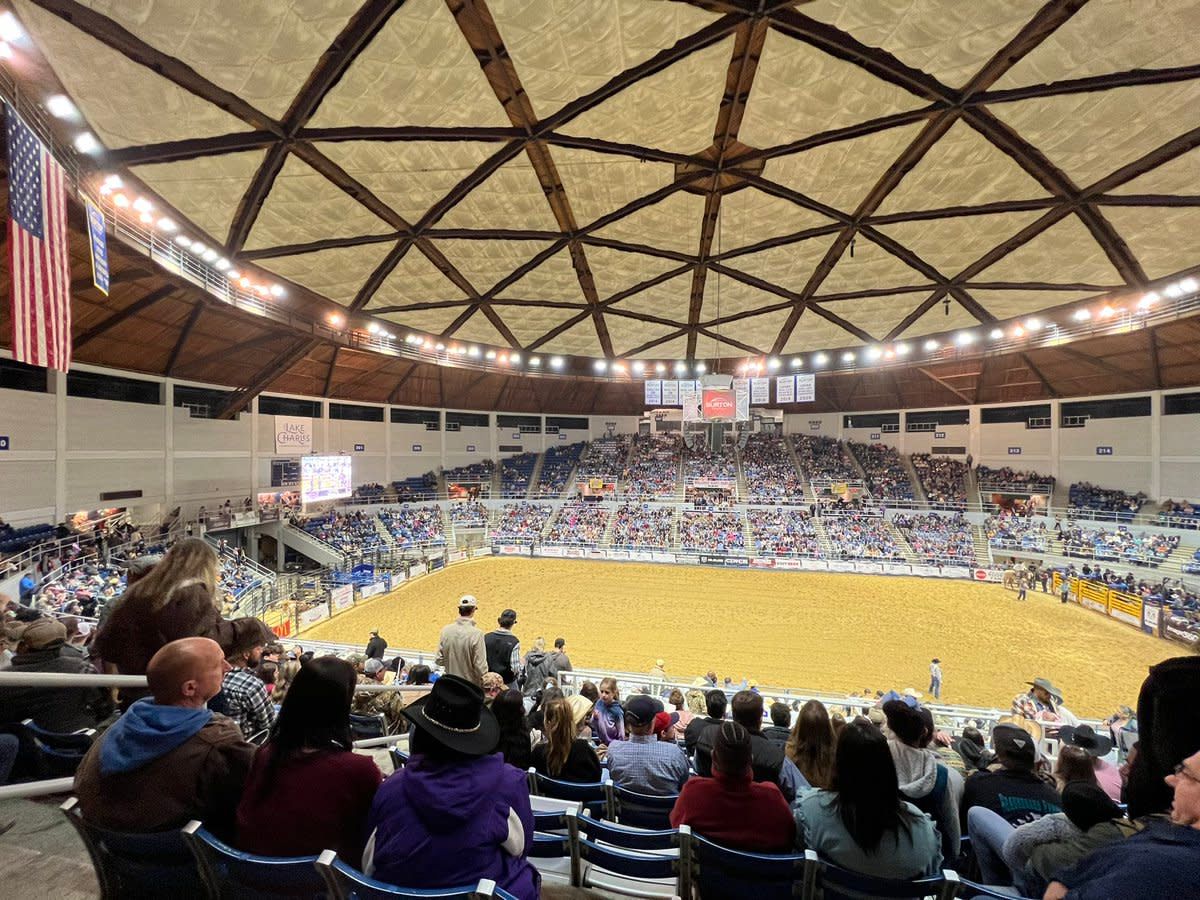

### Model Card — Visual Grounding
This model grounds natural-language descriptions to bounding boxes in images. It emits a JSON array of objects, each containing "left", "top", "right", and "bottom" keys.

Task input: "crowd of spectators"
[
  {"left": 741, "top": 434, "right": 805, "bottom": 501},
  {"left": 536, "top": 441, "right": 584, "bottom": 497},
  {"left": 893, "top": 513, "right": 975, "bottom": 564},
  {"left": 545, "top": 504, "right": 609, "bottom": 545},
  {"left": 679, "top": 511, "right": 745, "bottom": 552},
  {"left": 489, "top": 502, "right": 553, "bottom": 544},
  {"left": 823, "top": 514, "right": 905, "bottom": 560},
  {"left": 392, "top": 474, "right": 437, "bottom": 502},
  {"left": 576, "top": 435, "right": 630, "bottom": 478},
  {"left": 849, "top": 443, "right": 915, "bottom": 500},
  {"left": 623, "top": 433, "right": 681, "bottom": 499},
  {"left": 910, "top": 454, "right": 968, "bottom": 508},
  {"left": 609, "top": 504, "right": 674, "bottom": 548},
  {"left": 793, "top": 435, "right": 859, "bottom": 481},
  {"left": 500, "top": 453, "right": 538, "bottom": 498},
  {"left": 448, "top": 501, "right": 488, "bottom": 528},
  {"left": 351, "top": 483, "right": 386, "bottom": 503},
  {"left": 748, "top": 508, "right": 821, "bottom": 556},
  {"left": 683, "top": 443, "right": 737, "bottom": 484},
  {"left": 1158, "top": 499, "right": 1200, "bottom": 529},
  {"left": 976, "top": 466, "right": 1055, "bottom": 494},
  {"left": 300, "top": 511, "right": 387, "bottom": 555},
  {"left": 985, "top": 515, "right": 1051, "bottom": 552},
  {"left": 378, "top": 507, "right": 445, "bottom": 548},
  {"left": 443, "top": 461, "right": 494, "bottom": 497},
  {"left": 1061, "top": 526, "right": 1179, "bottom": 567},
  {"left": 1068, "top": 482, "right": 1146, "bottom": 520}
]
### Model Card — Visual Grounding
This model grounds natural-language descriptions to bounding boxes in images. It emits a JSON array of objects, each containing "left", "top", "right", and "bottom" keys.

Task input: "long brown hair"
[
  {"left": 1054, "top": 746, "right": 1099, "bottom": 791},
  {"left": 122, "top": 538, "right": 219, "bottom": 613},
  {"left": 542, "top": 697, "right": 577, "bottom": 777},
  {"left": 786, "top": 698, "right": 837, "bottom": 789}
]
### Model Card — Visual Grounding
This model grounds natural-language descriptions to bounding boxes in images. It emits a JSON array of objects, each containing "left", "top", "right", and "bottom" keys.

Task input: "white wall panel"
[
  {"left": 1060, "top": 418, "right": 1152, "bottom": 458},
  {"left": 67, "top": 458, "right": 166, "bottom": 510},
  {"left": 66, "top": 397, "right": 162, "bottom": 452},
  {"left": 174, "top": 456, "right": 251, "bottom": 498},
  {"left": 0, "top": 460, "right": 56, "bottom": 511},
  {"left": 174, "top": 408, "right": 251, "bottom": 452},
  {"left": 0, "top": 389, "right": 55, "bottom": 450},
  {"left": 1161, "top": 412, "right": 1200, "bottom": 457}
]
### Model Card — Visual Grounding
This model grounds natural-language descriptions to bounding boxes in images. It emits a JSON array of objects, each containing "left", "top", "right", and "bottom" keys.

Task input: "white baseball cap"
[{"left": 458, "top": 594, "right": 478, "bottom": 608}]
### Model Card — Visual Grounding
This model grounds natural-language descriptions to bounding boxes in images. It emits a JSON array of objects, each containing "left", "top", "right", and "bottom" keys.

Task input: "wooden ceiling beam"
[
  {"left": 163, "top": 301, "right": 205, "bottom": 377},
  {"left": 214, "top": 337, "right": 321, "bottom": 420},
  {"left": 915, "top": 366, "right": 974, "bottom": 405},
  {"left": 1148, "top": 327, "right": 1163, "bottom": 390},
  {"left": 108, "top": 131, "right": 278, "bottom": 167},
  {"left": 972, "top": 63, "right": 1200, "bottom": 108},
  {"left": 72, "top": 286, "right": 177, "bottom": 350},
  {"left": 387, "top": 362, "right": 421, "bottom": 404},
  {"left": 623, "top": 328, "right": 689, "bottom": 358},
  {"left": 322, "top": 347, "right": 341, "bottom": 398}
]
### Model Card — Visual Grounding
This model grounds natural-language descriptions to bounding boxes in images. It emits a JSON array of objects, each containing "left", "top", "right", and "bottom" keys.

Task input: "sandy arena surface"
[{"left": 303, "top": 557, "right": 1177, "bottom": 717}]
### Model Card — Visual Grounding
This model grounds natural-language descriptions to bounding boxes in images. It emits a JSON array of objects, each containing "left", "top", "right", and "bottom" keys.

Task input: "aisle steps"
[
  {"left": 973, "top": 524, "right": 993, "bottom": 565},
  {"left": 525, "top": 451, "right": 546, "bottom": 499},
  {"left": 905, "top": 456, "right": 929, "bottom": 504},
  {"left": 886, "top": 521, "right": 919, "bottom": 563}
]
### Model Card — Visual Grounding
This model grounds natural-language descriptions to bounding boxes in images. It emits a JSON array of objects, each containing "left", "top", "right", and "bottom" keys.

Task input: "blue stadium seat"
[
  {"left": 21, "top": 718, "right": 95, "bottom": 777},
  {"left": 608, "top": 783, "right": 679, "bottom": 830},
  {"left": 572, "top": 816, "right": 683, "bottom": 897},
  {"left": 801, "top": 849, "right": 959, "bottom": 900},
  {"left": 349, "top": 713, "right": 387, "bottom": 741},
  {"left": 182, "top": 821, "right": 325, "bottom": 898},
  {"left": 61, "top": 797, "right": 204, "bottom": 900},
  {"left": 527, "top": 768, "right": 612, "bottom": 819},
  {"left": 314, "top": 851, "right": 517, "bottom": 899},
  {"left": 683, "top": 831, "right": 804, "bottom": 900},
  {"left": 388, "top": 747, "right": 409, "bottom": 772}
]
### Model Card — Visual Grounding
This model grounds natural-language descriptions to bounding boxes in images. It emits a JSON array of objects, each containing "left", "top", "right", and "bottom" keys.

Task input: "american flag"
[{"left": 7, "top": 102, "right": 71, "bottom": 372}]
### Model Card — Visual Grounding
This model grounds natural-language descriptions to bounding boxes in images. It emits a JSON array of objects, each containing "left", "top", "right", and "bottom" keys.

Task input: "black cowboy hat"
[
  {"left": 1058, "top": 724, "right": 1114, "bottom": 757},
  {"left": 400, "top": 674, "right": 499, "bottom": 756}
]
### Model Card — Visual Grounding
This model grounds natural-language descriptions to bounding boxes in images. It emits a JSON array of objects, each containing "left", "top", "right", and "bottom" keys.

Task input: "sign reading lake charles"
[{"left": 274, "top": 416, "right": 313, "bottom": 454}]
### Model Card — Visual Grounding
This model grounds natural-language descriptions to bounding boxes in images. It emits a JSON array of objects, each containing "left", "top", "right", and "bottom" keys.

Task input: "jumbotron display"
[{"left": 300, "top": 455, "right": 353, "bottom": 504}]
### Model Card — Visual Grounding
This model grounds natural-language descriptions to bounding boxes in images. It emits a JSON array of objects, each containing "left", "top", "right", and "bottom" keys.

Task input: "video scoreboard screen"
[{"left": 300, "top": 455, "right": 352, "bottom": 504}]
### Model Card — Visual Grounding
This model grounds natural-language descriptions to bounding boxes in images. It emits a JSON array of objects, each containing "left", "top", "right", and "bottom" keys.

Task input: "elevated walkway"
[{"left": 277, "top": 521, "right": 345, "bottom": 568}]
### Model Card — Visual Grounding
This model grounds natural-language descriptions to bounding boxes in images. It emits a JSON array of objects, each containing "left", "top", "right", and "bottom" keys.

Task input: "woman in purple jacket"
[{"left": 363, "top": 675, "right": 539, "bottom": 899}]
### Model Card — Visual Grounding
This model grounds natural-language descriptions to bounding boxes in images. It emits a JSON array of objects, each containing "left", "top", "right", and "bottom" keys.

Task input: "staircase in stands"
[
  {"left": 812, "top": 518, "right": 837, "bottom": 558},
  {"left": 743, "top": 512, "right": 755, "bottom": 554},
  {"left": 525, "top": 451, "right": 546, "bottom": 499},
  {"left": 372, "top": 515, "right": 396, "bottom": 548},
  {"left": 785, "top": 436, "right": 820, "bottom": 505},
  {"left": 904, "top": 456, "right": 928, "bottom": 504},
  {"left": 886, "top": 521, "right": 919, "bottom": 563},
  {"left": 972, "top": 524, "right": 993, "bottom": 565},
  {"left": 440, "top": 505, "right": 454, "bottom": 548},
  {"left": 734, "top": 446, "right": 749, "bottom": 502}
]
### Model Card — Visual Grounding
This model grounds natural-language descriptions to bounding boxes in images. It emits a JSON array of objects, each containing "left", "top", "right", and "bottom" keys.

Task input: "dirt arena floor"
[{"left": 303, "top": 557, "right": 1177, "bottom": 717}]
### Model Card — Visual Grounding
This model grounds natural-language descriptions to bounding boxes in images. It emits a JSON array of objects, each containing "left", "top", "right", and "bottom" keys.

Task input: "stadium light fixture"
[
  {"left": 112, "top": 193, "right": 130, "bottom": 208},
  {"left": 509, "top": 353, "right": 521, "bottom": 365},
  {"left": 1072, "top": 309, "right": 1091, "bottom": 321},
  {"left": 790, "top": 357, "right": 802, "bottom": 368},
  {"left": 1137, "top": 293, "right": 1157, "bottom": 311},
  {"left": 1098, "top": 306, "right": 1114, "bottom": 319},
  {"left": 923, "top": 339, "right": 938, "bottom": 352},
  {"left": 46, "top": 95, "right": 75, "bottom": 119},
  {"left": 632, "top": 360, "right": 645, "bottom": 375},
  {"left": 132, "top": 197, "right": 152, "bottom": 214},
  {"left": 269, "top": 284, "right": 285, "bottom": 298},
  {"left": 529, "top": 356, "right": 541, "bottom": 367},
  {"left": 840, "top": 351, "right": 855, "bottom": 363},
  {"left": 695, "top": 362, "right": 707, "bottom": 374},
  {"left": 655, "top": 362, "right": 666, "bottom": 373},
  {"left": 99, "top": 174, "right": 122, "bottom": 195},
  {"left": 1180, "top": 277, "right": 1198, "bottom": 293},
  {"left": 227, "top": 269, "right": 241, "bottom": 280},
  {"left": 498, "top": 353, "right": 509, "bottom": 365},
  {"left": 813, "top": 352, "right": 828, "bottom": 367},
  {"left": 138, "top": 211, "right": 153, "bottom": 225},
  {"left": 1011, "top": 325, "right": 1025, "bottom": 337},
  {"left": 1024, "top": 317, "right": 1042, "bottom": 331},
  {"left": 73, "top": 132, "right": 100, "bottom": 155},
  {"left": 550, "top": 356, "right": 564, "bottom": 369},
  {"left": 866, "top": 346, "right": 882, "bottom": 361},
  {"left": 613, "top": 362, "right": 627, "bottom": 375},
  {"left": 894, "top": 343, "right": 910, "bottom": 356},
  {"left": 190, "top": 239, "right": 206, "bottom": 253},
  {"left": 467, "top": 345, "right": 480, "bottom": 357},
  {"left": 327, "top": 313, "right": 345, "bottom": 328},
  {"left": 156, "top": 217, "right": 176, "bottom": 232},
  {"left": 1165, "top": 282, "right": 1183, "bottom": 299},
  {"left": 0, "top": 12, "right": 24, "bottom": 43},
  {"left": 0, "top": 43, "right": 12, "bottom": 60},
  {"left": 214, "top": 258, "right": 230, "bottom": 271},
  {"left": 435, "top": 342, "right": 445, "bottom": 351},
  {"left": 767, "top": 357, "right": 781, "bottom": 370},
  {"left": 173, "top": 233, "right": 191, "bottom": 247},
  {"left": 367, "top": 322, "right": 380, "bottom": 334},
  {"left": 485, "top": 349, "right": 497, "bottom": 360},
  {"left": 594, "top": 359, "right": 608, "bottom": 373},
  {"left": 955, "top": 332, "right": 975, "bottom": 346},
  {"left": 674, "top": 361, "right": 687, "bottom": 374},
  {"left": 201, "top": 248, "right": 218, "bottom": 262}
]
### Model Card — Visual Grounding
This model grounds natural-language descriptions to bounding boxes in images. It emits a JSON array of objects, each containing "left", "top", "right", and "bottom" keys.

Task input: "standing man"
[
  {"left": 1017, "top": 572, "right": 1029, "bottom": 601},
  {"left": 929, "top": 658, "right": 943, "bottom": 701},
  {"left": 547, "top": 637, "right": 573, "bottom": 682},
  {"left": 219, "top": 622, "right": 276, "bottom": 740},
  {"left": 365, "top": 629, "right": 387, "bottom": 661},
  {"left": 436, "top": 594, "right": 487, "bottom": 686},
  {"left": 484, "top": 609, "right": 521, "bottom": 689}
]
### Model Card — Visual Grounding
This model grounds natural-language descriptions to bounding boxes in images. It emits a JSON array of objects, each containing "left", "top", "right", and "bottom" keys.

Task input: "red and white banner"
[{"left": 702, "top": 388, "right": 736, "bottom": 420}]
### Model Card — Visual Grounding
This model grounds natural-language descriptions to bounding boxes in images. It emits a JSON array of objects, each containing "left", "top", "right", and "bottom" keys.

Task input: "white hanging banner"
[
  {"left": 750, "top": 377, "right": 770, "bottom": 405},
  {"left": 734, "top": 379, "right": 751, "bottom": 421},
  {"left": 776, "top": 375, "right": 795, "bottom": 404},
  {"left": 274, "top": 416, "right": 313, "bottom": 454},
  {"left": 662, "top": 379, "right": 679, "bottom": 406},
  {"left": 680, "top": 381, "right": 701, "bottom": 422},
  {"left": 644, "top": 379, "right": 662, "bottom": 406},
  {"left": 796, "top": 373, "right": 816, "bottom": 403}
]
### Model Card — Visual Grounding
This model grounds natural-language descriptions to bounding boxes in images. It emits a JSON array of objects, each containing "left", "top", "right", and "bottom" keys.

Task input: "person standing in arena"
[
  {"left": 364, "top": 629, "right": 387, "bottom": 661},
  {"left": 484, "top": 608, "right": 521, "bottom": 689},
  {"left": 436, "top": 594, "right": 487, "bottom": 686},
  {"left": 1017, "top": 573, "right": 1029, "bottom": 601},
  {"left": 929, "top": 658, "right": 943, "bottom": 700}
]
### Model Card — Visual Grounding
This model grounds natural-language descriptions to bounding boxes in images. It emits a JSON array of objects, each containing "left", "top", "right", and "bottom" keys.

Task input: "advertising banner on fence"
[
  {"left": 299, "top": 604, "right": 330, "bottom": 627},
  {"left": 541, "top": 546, "right": 564, "bottom": 557},
  {"left": 652, "top": 552, "right": 675, "bottom": 564},
  {"left": 827, "top": 561, "right": 855, "bottom": 572},
  {"left": 1143, "top": 603, "right": 1160, "bottom": 635},
  {"left": 751, "top": 558, "right": 776, "bottom": 569},
  {"left": 885, "top": 563, "right": 913, "bottom": 576},
  {"left": 359, "top": 581, "right": 387, "bottom": 599},
  {"left": 330, "top": 584, "right": 354, "bottom": 612},
  {"left": 911, "top": 565, "right": 939, "bottom": 577},
  {"left": 606, "top": 549, "right": 631, "bottom": 560},
  {"left": 1078, "top": 581, "right": 1109, "bottom": 614},
  {"left": 942, "top": 566, "right": 971, "bottom": 580},
  {"left": 800, "top": 558, "right": 828, "bottom": 571},
  {"left": 774, "top": 558, "right": 804, "bottom": 570},
  {"left": 1108, "top": 592, "right": 1143, "bottom": 628},
  {"left": 857, "top": 562, "right": 883, "bottom": 574}
]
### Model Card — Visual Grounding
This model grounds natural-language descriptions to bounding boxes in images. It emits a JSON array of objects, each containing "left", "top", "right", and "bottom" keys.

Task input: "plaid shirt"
[
  {"left": 221, "top": 667, "right": 275, "bottom": 738},
  {"left": 606, "top": 733, "right": 690, "bottom": 795}
]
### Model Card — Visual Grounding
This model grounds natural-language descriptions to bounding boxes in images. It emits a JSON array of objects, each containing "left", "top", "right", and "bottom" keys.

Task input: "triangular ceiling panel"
[
  {"left": 632, "top": 332, "right": 690, "bottom": 360},
  {"left": 368, "top": 248, "right": 470, "bottom": 307},
  {"left": 244, "top": 154, "right": 394, "bottom": 251},
  {"left": 703, "top": 271, "right": 789, "bottom": 320},
  {"left": 803, "top": 1, "right": 1044, "bottom": 89},
  {"left": 14, "top": 0, "right": 244, "bottom": 148},
  {"left": 379, "top": 304, "right": 472, "bottom": 336},
  {"left": 876, "top": 120, "right": 1051, "bottom": 214},
  {"left": 1103, "top": 206, "right": 1200, "bottom": 280},
  {"left": 561, "top": 35, "right": 735, "bottom": 154},
  {"left": 494, "top": 247, "right": 586, "bottom": 303},
  {"left": 553, "top": 147, "right": 675, "bottom": 228},
  {"left": 989, "top": 81, "right": 1200, "bottom": 188},
  {"left": 591, "top": 190, "right": 706, "bottom": 256},
  {"left": 725, "top": 233, "right": 841, "bottom": 295},
  {"left": 500, "top": 306, "right": 589, "bottom": 349},
  {"left": 766, "top": 121, "right": 926, "bottom": 216},
  {"left": 723, "top": 307, "right": 793, "bottom": 352},
  {"left": 451, "top": 310, "right": 512, "bottom": 347},
  {"left": 538, "top": 316, "right": 605, "bottom": 357},
  {"left": 438, "top": 155, "right": 562, "bottom": 232},
  {"left": 738, "top": 28, "right": 926, "bottom": 149},
  {"left": 697, "top": 335, "right": 761, "bottom": 357},
  {"left": 897, "top": 299, "right": 982, "bottom": 339},
  {"left": 608, "top": 271, "right": 693, "bottom": 321},
  {"left": 309, "top": 0, "right": 511, "bottom": 128},
  {"left": 1108, "top": 145, "right": 1200, "bottom": 196},
  {"left": 63, "top": 0, "right": 362, "bottom": 121},
  {"left": 132, "top": 150, "right": 268, "bottom": 247},
  {"left": 994, "top": 1, "right": 1200, "bottom": 89},
  {"left": 818, "top": 237, "right": 932, "bottom": 295},
  {"left": 781, "top": 309, "right": 865, "bottom": 353},
  {"left": 585, "top": 245, "right": 687, "bottom": 300},
  {"left": 603, "top": 315, "right": 680, "bottom": 359},
  {"left": 872, "top": 211, "right": 1046, "bottom": 279},
  {"left": 969, "top": 289, "right": 1097, "bottom": 321},
  {"left": 258, "top": 242, "right": 393, "bottom": 305},
  {"left": 819, "top": 295, "right": 930, "bottom": 341},
  {"left": 717, "top": 188, "right": 838, "bottom": 252},
  {"left": 318, "top": 141, "right": 496, "bottom": 225},
  {"left": 974, "top": 215, "right": 1125, "bottom": 285},
  {"left": 434, "top": 239, "right": 557, "bottom": 297},
  {"left": 489, "top": 0, "right": 718, "bottom": 113}
]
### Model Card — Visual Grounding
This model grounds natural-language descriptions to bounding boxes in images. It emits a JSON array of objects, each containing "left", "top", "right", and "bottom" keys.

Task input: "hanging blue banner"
[{"left": 84, "top": 198, "right": 109, "bottom": 295}]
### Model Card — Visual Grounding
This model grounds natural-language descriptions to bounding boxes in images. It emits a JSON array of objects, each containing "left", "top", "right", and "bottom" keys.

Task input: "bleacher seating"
[
  {"left": 893, "top": 513, "right": 975, "bottom": 564},
  {"left": 624, "top": 434, "right": 680, "bottom": 500},
  {"left": 0, "top": 521, "right": 57, "bottom": 556},
  {"left": 985, "top": 515, "right": 1050, "bottom": 552},
  {"left": 680, "top": 510, "right": 745, "bottom": 553},
  {"left": 378, "top": 506, "right": 445, "bottom": 548},
  {"left": 823, "top": 514, "right": 904, "bottom": 560},
  {"left": 537, "top": 441, "right": 585, "bottom": 497},
  {"left": 490, "top": 502, "right": 553, "bottom": 543},
  {"left": 444, "top": 461, "right": 495, "bottom": 498},
  {"left": 741, "top": 434, "right": 804, "bottom": 502},
  {"left": 576, "top": 435, "right": 630, "bottom": 480},
  {"left": 848, "top": 443, "right": 915, "bottom": 500},
  {"left": 748, "top": 508, "right": 821, "bottom": 556},
  {"left": 792, "top": 435, "right": 859, "bottom": 482},
  {"left": 1159, "top": 499, "right": 1200, "bottom": 529},
  {"left": 545, "top": 504, "right": 609, "bottom": 545},
  {"left": 300, "top": 511, "right": 387, "bottom": 555},
  {"left": 351, "top": 482, "right": 385, "bottom": 503},
  {"left": 448, "top": 501, "right": 489, "bottom": 528},
  {"left": 1068, "top": 482, "right": 1146, "bottom": 521},
  {"left": 976, "top": 466, "right": 1055, "bottom": 494},
  {"left": 910, "top": 454, "right": 968, "bottom": 509},
  {"left": 500, "top": 452, "right": 539, "bottom": 498},
  {"left": 1062, "top": 525, "right": 1178, "bottom": 567},
  {"left": 609, "top": 504, "right": 673, "bottom": 549},
  {"left": 391, "top": 474, "right": 437, "bottom": 502}
]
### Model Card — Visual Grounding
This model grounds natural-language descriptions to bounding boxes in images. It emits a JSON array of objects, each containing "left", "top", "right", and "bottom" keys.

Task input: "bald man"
[{"left": 74, "top": 637, "right": 255, "bottom": 836}]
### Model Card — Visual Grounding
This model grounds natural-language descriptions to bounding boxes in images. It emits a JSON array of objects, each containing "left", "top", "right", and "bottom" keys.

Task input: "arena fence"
[{"left": 1052, "top": 572, "right": 1196, "bottom": 651}]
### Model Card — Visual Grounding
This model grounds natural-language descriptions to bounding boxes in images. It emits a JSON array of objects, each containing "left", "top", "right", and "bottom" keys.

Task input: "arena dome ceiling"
[{"left": 12, "top": 0, "right": 1200, "bottom": 364}]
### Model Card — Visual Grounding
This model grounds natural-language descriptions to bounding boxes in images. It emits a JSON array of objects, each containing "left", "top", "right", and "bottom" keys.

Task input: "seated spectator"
[
  {"left": 605, "top": 694, "right": 689, "bottom": 795},
  {"left": 785, "top": 699, "right": 836, "bottom": 790},
  {"left": 531, "top": 696, "right": 602, "bottom": 783},
  {"left": 354, "top": 657, "right": 408, "bottom": 734},
  {"left": 493, "top": 689, "right": 532, "bottom": 771},
  {"left": 685, "top": 689, "right": 726, "bottom": 757},
  {"left": 668, "top": 688, "right": 694, "bottom": 731},
  {"left": 763, "top": 701, "right": 792, "bottom": 746},
  {"left": 610, "top": 504, "right": 673, "bottom": 549},
  {"left": 1058, "top": 724, "right": 1123, "bottom": 801},
  {"left": 961, "top": 723, "right": 1061, "bottom": 830},
  {"left": 696, "top": 690, "right": 808, "bottom": 802},
  {"left": 364, "top": 675, "right": 538, "bottom": 899},
  {"left": 910, "top": 453, "right": 968, "bottom": 508},
  {"left": 671, "top": 721, "right": 795, "bottom": 852},
  {"left": 591, "top": 676, "right": 625, "bottom": 745},
  {"left": 1043, "top": 748, "right": 1200, "bottom": 899},
  {"left": 883, "top": 700, "right": 962, "bottom": 864},
  {"left": 236, "top": 656, "right": 381, "bottom": 861},
  {"left": 74, "top": 637, "right": 255, "bottom": 836},
  {"left": 0, "top": 618, "right": 112, "bottom": 732},
  {"left": 490, "top": 502, "right": 553, "bottom": 544},
  {"left": 794, "top": 435, "right": 859, "bottom": 482},
  {"left": 219, "top": 621, "right": 277, "bottom": 739},
  {"left": 848, "top": 442, "right": 915, "bottom": 500},
  {"left": 794, "top": 718, "right": 942, "bottom": 879}
]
